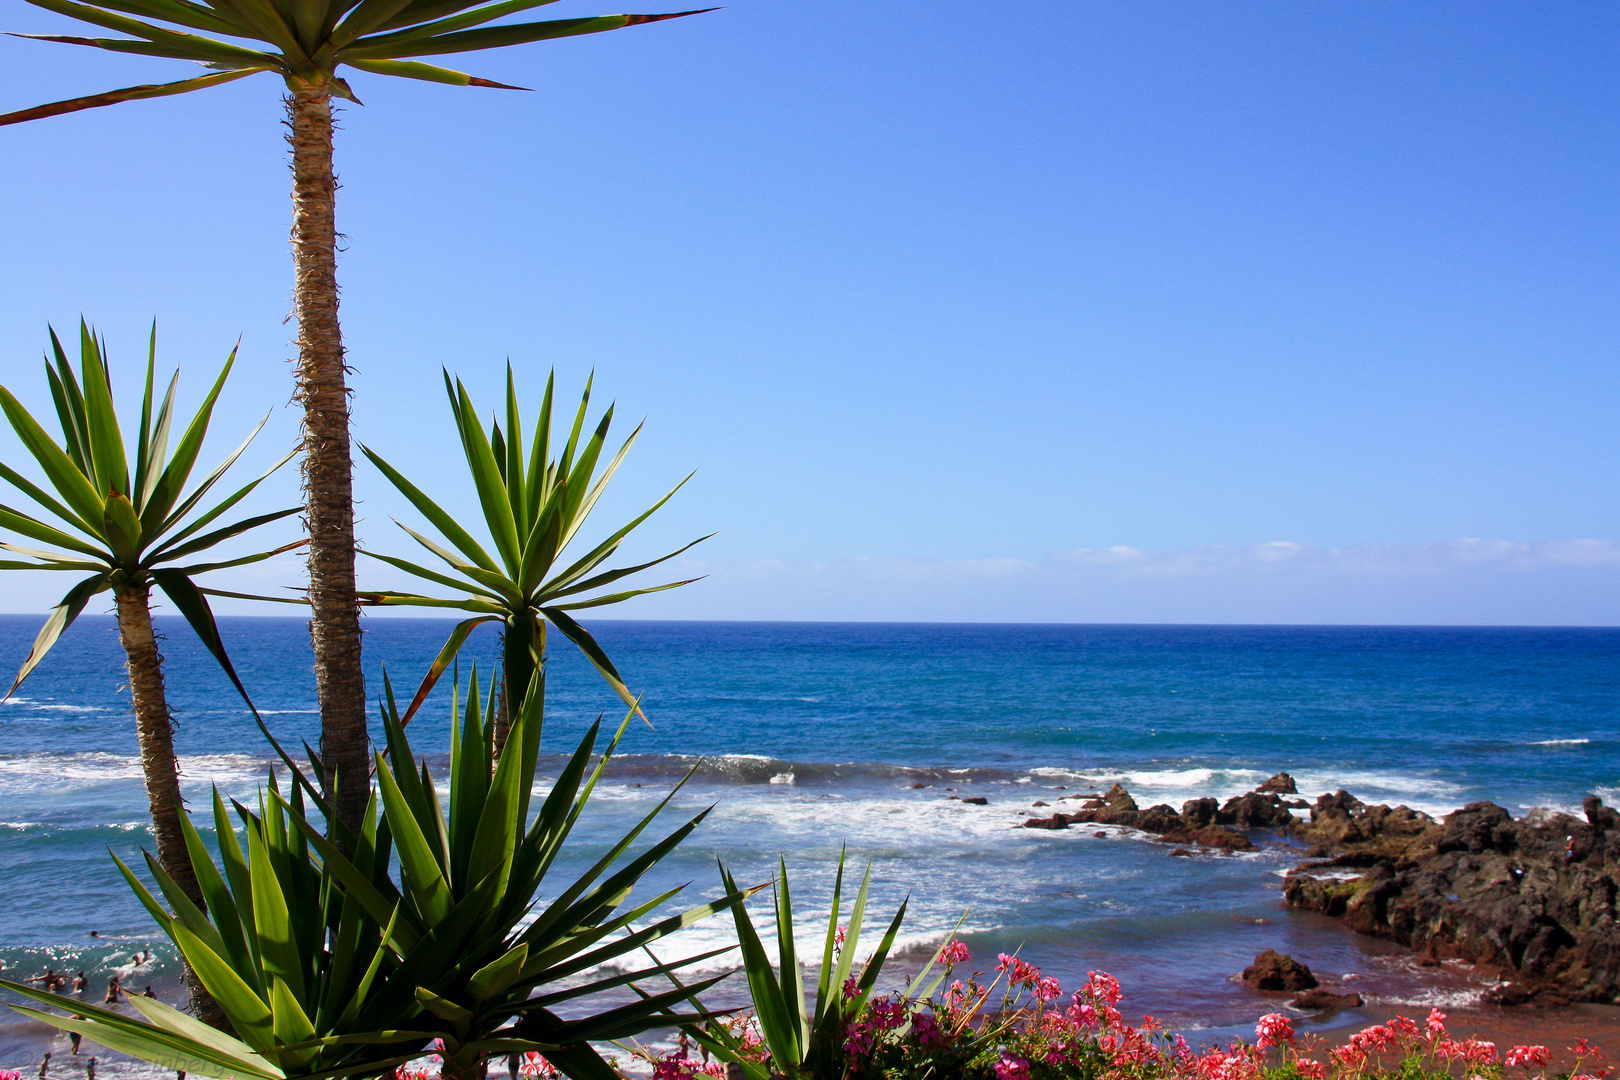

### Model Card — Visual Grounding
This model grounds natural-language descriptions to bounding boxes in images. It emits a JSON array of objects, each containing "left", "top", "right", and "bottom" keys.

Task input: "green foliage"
[
  {"left": 2, "top": 668, "right": 758, "bottom": 1079},
  {"left": 0, "top": 321, "right": 296, "bottom": 701},
  {"left": 652, "top": 852, "right": 937, "bottom": 1080},
  {"left": 359, "top": 369, "right": 709, "bottom": 725},
  {"left": 0, "top": 0, "right": 711, "bottom": 125}
]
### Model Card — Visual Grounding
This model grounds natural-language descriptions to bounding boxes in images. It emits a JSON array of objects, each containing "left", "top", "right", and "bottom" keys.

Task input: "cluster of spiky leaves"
[
  {"left": 0, "top": 321, "right": 297, "bottom": 701},
  {"left": 2, "top": 669, "right": 756, "bottom": 1080},
  {"left": 359, "top": 369, "right": 709, "bottom": 725},
  {"left": 646, "top": 854, "right": 945, "bottom": 1080},
  {"left": 0, "top": 0, "right": 710, "bottom": 126}
]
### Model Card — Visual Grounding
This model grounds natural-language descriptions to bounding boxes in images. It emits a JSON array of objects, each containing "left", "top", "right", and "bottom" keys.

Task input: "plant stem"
[
  {"left": 113, "top": 581, "right": 223, "bottom": 1026},
  {"left": 288, "top": 88, "right": 369, "bottom": 842},
  {"left": 495, "top": 615, "right": 543, "bottom": 759}
]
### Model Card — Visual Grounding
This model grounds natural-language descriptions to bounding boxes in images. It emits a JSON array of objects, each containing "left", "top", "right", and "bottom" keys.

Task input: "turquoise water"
[{"left": 1, "top": 617, "right": 1616, "bottom": 1066}]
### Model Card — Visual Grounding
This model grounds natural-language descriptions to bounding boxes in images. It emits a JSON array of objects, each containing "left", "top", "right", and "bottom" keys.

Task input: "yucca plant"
[
  {"left": 647, "top": 854, "right": 945, "bottom": 1080},
  {"left": 360, "top": 368, "right": 708, "bottom": 743},
  {"left": 3, "top": 666, "right": 753, "bottom": 1080},
  {"left": 0, "top": 322, "right": 295, "bottom": 1016},
  {"left": 1, "top": 0, "right": 711, "bottom": 842}
]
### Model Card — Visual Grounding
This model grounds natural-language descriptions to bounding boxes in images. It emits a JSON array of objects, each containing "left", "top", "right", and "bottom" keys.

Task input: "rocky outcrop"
[
  {"left": 1241, "top": 949, "right": 1318, "bottom": 991},
  {"left": 1257, "top": 772, "right": 1298, "bottom": 795},
  {"left": 1285, "top": 794, "right": 1620, "bottom": 1004},
  {"left": 1290, "top": 988, "right": 1362, "bottom": 1010},
  {"left": 1021, "top": 783, "right": 1256, "bottom": 850}
]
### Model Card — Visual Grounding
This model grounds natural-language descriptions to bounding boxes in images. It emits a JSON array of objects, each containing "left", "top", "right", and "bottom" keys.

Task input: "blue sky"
[{"left": 0, "top": 1, "right": 1616, "bottom": 623}]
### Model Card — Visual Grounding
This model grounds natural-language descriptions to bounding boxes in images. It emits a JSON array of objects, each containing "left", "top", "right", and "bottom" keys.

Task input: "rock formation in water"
[
  {"left": 1015, "top": 772, "right": 1620, "bottom": 1004},
  {"left": 1284, "top": 793, "right": 1620, "bottom": 1004}
]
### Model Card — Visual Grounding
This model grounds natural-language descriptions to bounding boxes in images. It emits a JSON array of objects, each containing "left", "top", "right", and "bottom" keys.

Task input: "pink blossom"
[
  {"left": 1507, "top": 1045, "right": 1553, "bottom": 1071},
  {"left": 1066, "top": 998, "right": 1099, "bottom": 1029},
  {"left": 940, "top": 939, "right": 970, "bottom": 965},
  {"left": 1296, "top": 1059, "right": 1325, "bottom": 1079},
  {"left": 1085, "top": 970, "right": 1124, "bottom": 1006},
  {"left": 1255, "top": 1013, "right": 1295, "bottom": 1049},
  {"left": 1387, "top": 1015, "right": 1420, "bottom": 1042},
  {"left": 1035, "top": 976, "right": 1063, "bottom": 1001},
  {"left": 842, "top": 975, "right": 860, "bottom": 1000},
  {"left": 517, "top": 1052, "right": 557, "bottom": 1079},
  {"left": 1427, "top": 1009, "right": 1448, "bottom": 1037},
  {"left": 993, "top": 1051, "right": 1031, "bottom": 1080}
]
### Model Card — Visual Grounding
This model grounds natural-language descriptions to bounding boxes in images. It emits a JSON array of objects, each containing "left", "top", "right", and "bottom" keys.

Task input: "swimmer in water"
[
  {"left": 143, "top": 985, "right": 156, "bottom": 998},
  {"left": 105, "top": 976, "right": 121, "bottom": 1003},
  {"left": 73, "top": 971, "right": 87, "bottom": 993},
  {"left": 37, "top": 1051, "right": 49, "bottom": 1079}
]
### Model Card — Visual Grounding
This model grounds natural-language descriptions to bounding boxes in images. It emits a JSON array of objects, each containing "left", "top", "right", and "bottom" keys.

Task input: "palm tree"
[
  {"left": 360, "top": 368, "right": 707, "bottom": 749},
  {"left": 0, "top": 0, "right": 708, "bottom": 840},
  {"left": 0, "top": 322, "right": 298, "bottom": 1019}
]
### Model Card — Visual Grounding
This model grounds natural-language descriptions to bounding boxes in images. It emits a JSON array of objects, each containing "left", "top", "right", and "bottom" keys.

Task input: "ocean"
[{"left": 1, "top": 617, "right": 1617, "bottom": 1073}]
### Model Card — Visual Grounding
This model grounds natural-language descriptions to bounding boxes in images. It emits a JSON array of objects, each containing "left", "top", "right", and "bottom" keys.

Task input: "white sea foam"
[
  {"left": 1528, "top": 738, "right": 1590, "bottom": 746},
  {"left": 769, "top": 772, "right": 795, "bottom": 785},
  {"left": 0, "top": 751, "right": 269, "bottom": 791}
]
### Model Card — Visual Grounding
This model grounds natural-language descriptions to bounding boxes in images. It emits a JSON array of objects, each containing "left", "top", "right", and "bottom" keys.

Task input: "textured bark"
[
  {"left": 289, "top": 89, "right": 369, "bottom": 842},
  {"left": 113, "top": 583, "right": 224, "bottom": 1026}
]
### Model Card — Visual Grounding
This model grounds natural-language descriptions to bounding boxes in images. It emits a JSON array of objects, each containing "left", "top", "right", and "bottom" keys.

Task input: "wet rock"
[
  {"left": 1182, "top": 797, "right": 1220, "bottom": 827},
  {"left": 960, "top": 796, "right": 988, "bottom": 806},
  {"left": 1021, "top": 814, "right": 1068, "bottom": 829},
  {"left": 1032, "top": 800, "right": 1049, "bottom": 807},
  {"left": 1290, "top": 988, "right": 1363, "bottom": 1011},
  {"left": 1169, "top": 848, "right": 1193, "bottom": 857},
  {"left": 1257, "top": 772, "right": 1299, "bottom": 795},
  {"left": 1241, "top": 949, "right": 1319, "bottom": 992},
  {"left": 1218, "top": 791, "right": 1296, "bottom": 829},
  {"left": 1139, "top": 804, "right": 1183, "bottom": 832},
  {"left": 1285, "top": 795, "right": 1620, "bottom": 1004}
]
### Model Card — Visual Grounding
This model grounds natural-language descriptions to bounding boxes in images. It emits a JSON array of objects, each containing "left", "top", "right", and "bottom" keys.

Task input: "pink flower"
[
  {"left": 517, "top": 1052, "right": 556, "bottom": 1079},
  {"left": 1085, "top": 970, "right": 1123, "bottom": 1006},
  {"left": 1296, "top": 1059, "right": 1325, "bottom": 1079},
  {"left": 1035, "top": 976, "right": 1063, "bottom": 1001},
  {"left": 1387, "top": 1016, "right": 1420, "bottom": 1042},
  {"left": 835, "top": 925, "right": 847, "bottom": 950},
  {"left": 842, "top": 975, "right": 860, "bottom": 1000},
  {"left": 993, "top": 1051, "right": 1031, "bottom": 1080},
  {"left": 1255, "top": 1013, "right": 1294, "bottom": 1049},
  {"left": 940, "top": 939, "right": 971, "bottom": 965},
  {"left": 1427, "top": 1009, "right": 1448, "bottom": 1037},
  {"left": 1066, "top": 998, "right": 1099, "bottom": 1029},
  {"left": 1465, "top": 1039, "right": 1500, "bottom": 1066},
  {"left": 1507, "top": 1046, "right": 1552, "bottom": 1071}
]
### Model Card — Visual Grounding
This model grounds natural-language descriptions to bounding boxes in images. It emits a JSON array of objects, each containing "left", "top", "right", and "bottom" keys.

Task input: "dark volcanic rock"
[
  {"left": 1219, "top": 791, "right": 1297, "bottom": 828},
  {"left": 1021, "top": 786, "right": 1254, "bottom": 850},
  {"left": 1290, "top": 988, "right": 1363, "bottom": 1011},
  {"left": 1182, "top": 797, "right": 1219, "bottom": 827},
  {"left": 1285, "top": 795, "right": 1620, "bottom": 1004},
  {"left": 1257, "top": 772, "right": 1299, "bottom": 795},
  {"left": 960, "top": 796, "right": 988, "bottom": 806},
  {"left": 1021, "top": 814, "right": 1068, "bottom": 829},
  {"left": 1241, "top": 949, "right": 1318, "bottom": 992}
]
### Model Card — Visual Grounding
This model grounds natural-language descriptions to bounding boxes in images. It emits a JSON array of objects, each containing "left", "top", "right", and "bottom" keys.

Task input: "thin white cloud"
[{"left": 620, "top": 539, "right": 1620, "bottom": 625}]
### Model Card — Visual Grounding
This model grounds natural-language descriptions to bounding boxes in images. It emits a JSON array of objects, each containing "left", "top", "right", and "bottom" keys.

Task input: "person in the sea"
[
  {"left": 36, "top": 1051, "right": 48, "bottom": 1080},
  {"left": 142, "top": 986, "right": 156, "bottom": 998},
  {"left": 72, "top": 972, "right": 86, "bottom": 994},
  {"left": 85, "top": 1058, "right": 95, "bottom": 1080},
  {"left": 104, "top": 977, "right": 120, "bottom": 1003},
  {"left": 26, "top": 969, "right": 66, "bottom": 992},
  {"left": 69, "top": 1017, "right": 83, "bottom": 1056}
]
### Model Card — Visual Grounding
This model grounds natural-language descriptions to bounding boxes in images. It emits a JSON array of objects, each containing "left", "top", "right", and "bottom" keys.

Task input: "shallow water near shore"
[{"left": 1, "top": 617, "right": 1616, "bottom": 1075}]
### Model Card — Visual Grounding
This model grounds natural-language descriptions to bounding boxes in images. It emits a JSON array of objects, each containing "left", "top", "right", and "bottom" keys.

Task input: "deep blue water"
[{"left": 1, "top": 616, "right": 1616, "bottom": 1068}]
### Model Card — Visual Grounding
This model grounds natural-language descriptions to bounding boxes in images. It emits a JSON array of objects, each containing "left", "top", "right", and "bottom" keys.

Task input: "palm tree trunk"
[
  {"left": 112, "top": 582, "right": 224, "bottom": 1026},
  {"left": 288, "top": 88, "right": 369, "bottom": 843}
]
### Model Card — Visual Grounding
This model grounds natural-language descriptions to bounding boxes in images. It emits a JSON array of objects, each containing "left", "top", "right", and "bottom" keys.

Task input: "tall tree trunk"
[
  {"left": 288, "top": 88, "right": 369, "bottom": 842},
  {"left": 113, "top": 582, "right": 223, "bottom": 1026}
]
